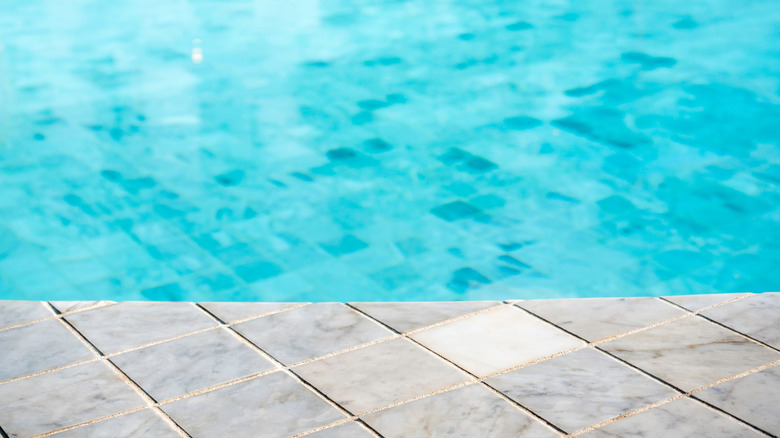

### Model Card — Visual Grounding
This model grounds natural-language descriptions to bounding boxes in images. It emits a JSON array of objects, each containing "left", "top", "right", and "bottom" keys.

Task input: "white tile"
[
  {"left": 50, "top": 301, "right": 115, "bottom": 314},
  {"left": 696, "top": 365, "right": 780, "bottom": 436},
  {"left": 600, "top": 316, "right": 779, "bottom": 391},
  {"left": 411, "top": 306, "right": 583, "bottom": 377},
  {"left": 65, "top": 302, "right": 217, "bottom": 354},
  {"left": 233, "top": 303, "right": 391, "bottom": 365},
  {"left": 111, "top": 328, "right": 275, "bottom": 401},
  {"left": 199, "top": 302, "right": 303, "bottom": 323},
  {"left": 0, "top": 361, "right": 146, "bottom": 437},
  {"left": 350, "top": 301, "right": 499, "bottom": 332},
  {"left": 518, "top": 297, "right": 685, "bottom": 341},
  {"left": 701, "top": 293, "right": 780, "bottom": 348},
  {"left": 662, "top": 293, "right": 748, "bottom": 312},
  {"left": 363, "top": 384, "right": 558, "bottom": 437},
  {"left": 50, "top": 409, "right": 181, "bottom": 438},
  {"left": 162, "top": 372, "right": 345, "bottom": 438},
  {"left": 293, "top": 338, "right": 470, "bottom": 414},
  {"left": 0, "top": 319, "right": 94, "bottom": 381},
  {"left": 487, "top": 348, "right": 677, "bottom": 432},
  {"left": 0, "top": 300, "right": 51, "bottom": 329},
  {"left": 306, "top": 422, "right": 375, "bottom": 438},
  {"left": 581, "top": 398, "right": 762, "bottom": 437}
]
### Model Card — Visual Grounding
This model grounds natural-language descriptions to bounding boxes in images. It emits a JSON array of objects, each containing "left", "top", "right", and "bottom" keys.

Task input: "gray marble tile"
[
  {"left": 701, "top": 293, "right": 780, "bottom": 349},
  {"left": 518, "top": 297, "right": 685, "bottom": 341},
  {"left": 162, "top": 371, "right": 345, "bottom": 438},
  {"left": 0, "top": 361, "right": 147, "bottom": 437},
  {"left": 362, "top": 384, "right": 558, "bottom": 438},
  {"left": 233, "top": 303, "right": 391, "bottom": 365},
  {"left": 411, "top": 306, "right": 583, "bottom": 377},
  {"left": 65, "top": 302, "right": 217, "bottom": 354},
  {"left": 0, "top": 319, "right": 95, "bottom": 381},
  {"left": 581, "top": 398, "right": 762, "bottom": 437},
  {"left": 111, "top": 328, "right": 275, "bottom": 401},
  {"left": 50, "top": 301, "right": 115, "bottom": 314},
  {"left": 487, "top": 348, "right": 677, "bottom": 432},
  {"left": 306, "top": 422, "right": 375, "bottom": 438},
  {"left": 350, "top": 301, "right": 499, "bottom": 333},
  {"left": 662, "top": 293, "right": 748, "bottom": 312},
  {"left": 293, "top": 338, "right": 470, "bottom": 414},
  {"left": 50, "top": 409, "right": 181, "bottom": 438},
  {"left": 199, "top": 302, "right": 303, "bottom": 323},
  {"left": 0, "top": 300, "right": 52, "bottom": 329},
  {"left": 600, "top": 316, "right": 779, "bottom": 391},
  {"left": 696, "top": 365, "right": 780, "bottom": 436}
]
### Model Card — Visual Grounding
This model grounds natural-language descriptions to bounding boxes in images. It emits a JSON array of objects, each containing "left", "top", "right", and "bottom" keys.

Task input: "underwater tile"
[
  {"left": 319, "top": 234, "right": 369, "bottom": 257},
  {"left": 430, "top": 201, "right": 481, "bottom": 221}
]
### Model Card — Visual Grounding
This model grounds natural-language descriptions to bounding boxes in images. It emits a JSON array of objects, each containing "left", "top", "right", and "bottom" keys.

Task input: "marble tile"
[
  {"left": 50, "top": 300, "right": 115, "bottom": 314},
  {"left": 233, "top": 303, "right": 391, "bottom": 365},
  {"left": 162, "top": 371, "right": 345, "bottom": 438},
  {"left": 701, "top": 293, "right": 780, "bottom": 348},
  {"left": 517, "top": 297, "right": 685, "bottom": 341},
  {"left": 581, "top": 398, "right": 762, "bottom": 437},
  {"left": 0, "top": 361, "right": 147, "bottom": 437},
  {"left": 293, "top": 338, "right": 470, "bottom": 414},
  {"left": 65, "top": 302, "right": 218, "bottom": 354},
  {"left": 111, "top": 328, "right": 275, "bottom": 401},
  {"left": 306, "top": 422, "right": 376, "bottom": 438},
  {"left": 0, "top": 300, "right": 51, "bottom": 329},
  {"left": 411, "top": 306, "right": 583, "bottom": 377},
  {"left": 696, "top": 365, "right": 780, "bottom": 436},
  {"left": 662, "top": 293, "right": 748, "bottom": 312},
  {"left": 0, "top": 319, "right": 94, "bottom": 381},
  {"left": 362, "top": 384, "right": 558, "bottom": 438},
  {"left": 50, "top": 409, "right": 181, "bottom": 438},
  {"left": 487, "top": 348, "right": 677, "bottom": 432},
  {"left": 199, "top": 302, "right": 303, "bottom": 323},
  {"left": 349, "top": 301, "right": 499, "bottom": 333},
  {"left": 600, "top": 316, "right": 779, "bottom": 391}
]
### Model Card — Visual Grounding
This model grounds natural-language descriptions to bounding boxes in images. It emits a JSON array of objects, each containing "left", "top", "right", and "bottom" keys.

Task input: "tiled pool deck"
[{"left": 1, "top": 292, "right": 779, "bottom": 437}]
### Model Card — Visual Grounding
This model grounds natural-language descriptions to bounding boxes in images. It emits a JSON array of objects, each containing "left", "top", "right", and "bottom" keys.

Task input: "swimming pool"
[{"left": 0, "top": 0, "right": 778, "bottom": 302}]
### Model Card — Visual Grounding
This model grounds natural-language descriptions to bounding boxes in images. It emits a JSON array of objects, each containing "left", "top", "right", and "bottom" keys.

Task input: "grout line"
[
  {"left": 39, "top": 303, "right": 192, "bottom": 438},
  {"left": 345, "top": 302, "right": 567, "bottom": 436},
  {"left": 0, "top": 424, "right": 9, "bottom": 438},
  {"left": 191, "top": 303, "right": 376, "bottom": 437},
  {"left": 656, "top": 293, "right": 752, "bottom": 313},
  {"left": 5, "top": 295, "right": 777, "bottom": 437},
  {"left": 514, "top": 302, "right": 778, "bottom": 437},
  {"left": 0, "top": 300, "right": 116, "bottom": 333},
  {"left": 658, "top": 296, "right": 780, "bottom": 354}
]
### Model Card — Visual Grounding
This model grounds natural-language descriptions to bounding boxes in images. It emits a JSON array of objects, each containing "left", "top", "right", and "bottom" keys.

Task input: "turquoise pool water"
[{"left": 0, "top": 0, "right": 779, "bottom": 302}]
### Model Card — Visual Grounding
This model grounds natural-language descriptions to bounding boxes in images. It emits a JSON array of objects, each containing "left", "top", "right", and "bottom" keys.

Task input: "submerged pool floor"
[{"left": 0, "top": 0, "right": 779, "bottom": 301}]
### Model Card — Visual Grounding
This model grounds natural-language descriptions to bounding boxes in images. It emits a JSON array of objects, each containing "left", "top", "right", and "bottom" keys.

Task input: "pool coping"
[{"left": 1, "top": 292, "right": 778, "bottom": 437}]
